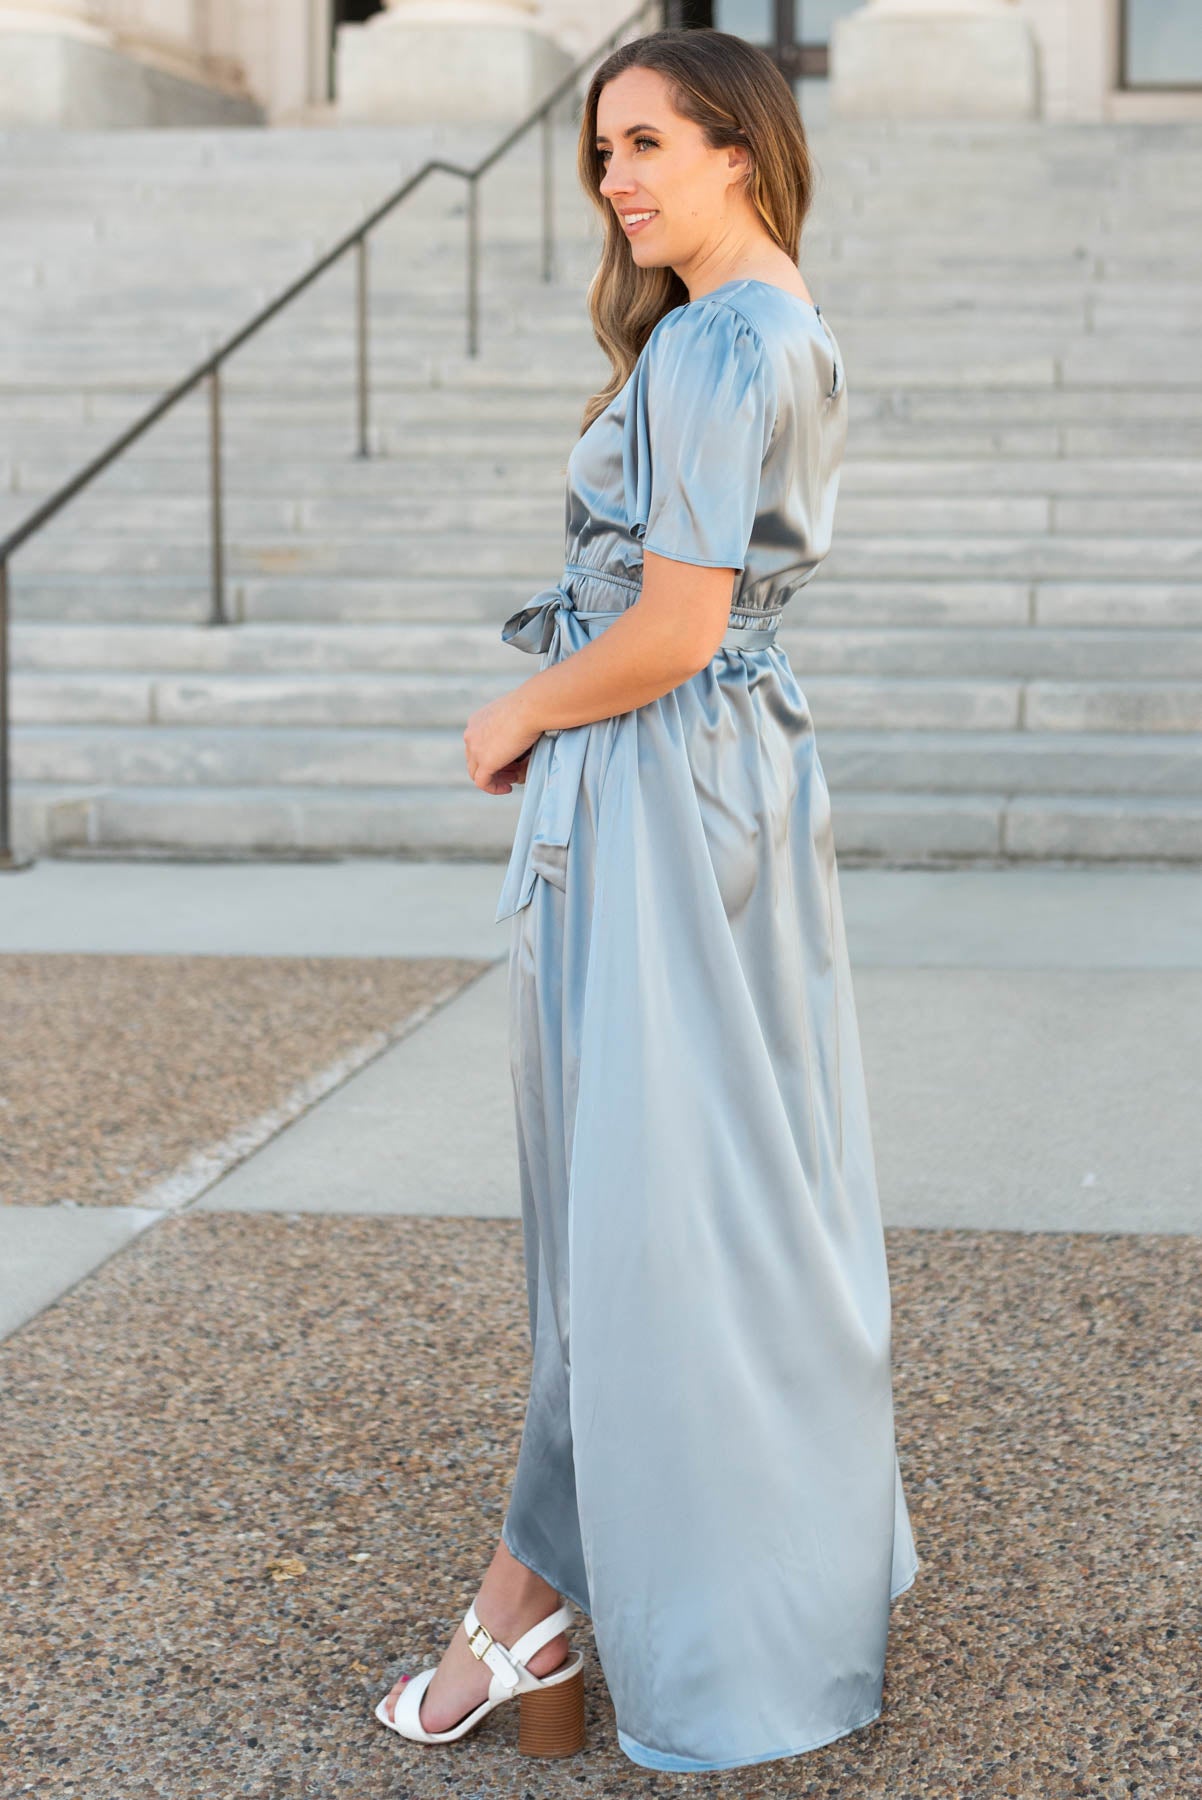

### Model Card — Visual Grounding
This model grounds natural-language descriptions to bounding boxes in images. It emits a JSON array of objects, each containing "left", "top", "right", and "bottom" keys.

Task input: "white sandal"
[{"left": 374, "top": 1593, "right": 586, "bottom": 1757}]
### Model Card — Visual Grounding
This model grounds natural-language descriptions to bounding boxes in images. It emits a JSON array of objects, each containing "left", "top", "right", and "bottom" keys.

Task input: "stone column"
[
  {"left": 335, "top": 0, "right": 576, "bottom": 125},
  {"left": 829, "top": 0, "right": 1040, "bottom": 119},
  {"left": 0, "top": 0, "right": 262, "bottom": 125}
]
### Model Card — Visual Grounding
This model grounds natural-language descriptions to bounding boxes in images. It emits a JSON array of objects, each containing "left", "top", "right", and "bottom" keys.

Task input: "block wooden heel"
[
  {"left": 375, "top": 1593, "right": 585, "bottom": 1754},
  {"left": 518, "top": 1659, "right": 586, "bottom": 1756}
]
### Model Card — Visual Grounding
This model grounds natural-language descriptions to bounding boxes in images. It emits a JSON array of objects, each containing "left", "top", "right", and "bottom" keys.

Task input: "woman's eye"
[{"left": 597, "top": 137, "right": 658, "bottom": 164}]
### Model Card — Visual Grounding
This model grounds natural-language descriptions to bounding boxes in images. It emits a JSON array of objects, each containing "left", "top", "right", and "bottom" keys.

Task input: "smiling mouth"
[{"left": 621, "top": 210, "right": 658, "bottom": 233}]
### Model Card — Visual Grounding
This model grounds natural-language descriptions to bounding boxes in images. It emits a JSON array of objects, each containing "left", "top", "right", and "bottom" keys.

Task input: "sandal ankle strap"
[
  {"left": 509, "top": 1599, "right": 574, "bottom": 1667},
  {"left": 462, "top": 1599, "right": 522, "bottom": 1691},
  {"left": 462, "top": 1596, "right": 574, "bottom": 1691}
]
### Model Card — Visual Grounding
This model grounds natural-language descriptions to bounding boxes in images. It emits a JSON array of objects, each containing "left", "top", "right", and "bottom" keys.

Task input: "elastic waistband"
[
  {"left": 720, "top": 615, "right": 780, "bottom": 651},
  {"left": 564, "top": 567, "right": 781, "bottom": 652},
  {"left": 502, "top": 577, "right": 780, "bottom": 659},
  {"left": 563, "top": 560, "right": 642, "bottom": 595},
  {"left": 566, "top": 605, "right": 778, "bottom": 654}
]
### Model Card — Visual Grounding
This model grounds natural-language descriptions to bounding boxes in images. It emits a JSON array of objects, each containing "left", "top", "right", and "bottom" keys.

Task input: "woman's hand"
[{"left": 464, "top": 690, "right": 541, "bottom": 795}]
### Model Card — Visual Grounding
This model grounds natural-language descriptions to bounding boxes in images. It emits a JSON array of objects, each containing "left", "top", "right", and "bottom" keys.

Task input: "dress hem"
[
  {"left": 617, "top": 1702, "right": 886, "bottom": 1773},
  {"left": 504, "top": 1526, "right": 921, "bottom": 1773},
  {"left": 891, "top": 1555, "right": 920, "bottom": 1601},
  {"left": 615, "top": 1555, "right": 921, "bottom": 1773},
  {"left": 618, "top": 1562, "right": 921, "bottom": 1771}
]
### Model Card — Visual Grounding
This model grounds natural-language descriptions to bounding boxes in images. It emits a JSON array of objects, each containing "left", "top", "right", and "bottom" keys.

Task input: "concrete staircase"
[{"left": 4, "top": 118, "right": 1202, "bottom": 863}]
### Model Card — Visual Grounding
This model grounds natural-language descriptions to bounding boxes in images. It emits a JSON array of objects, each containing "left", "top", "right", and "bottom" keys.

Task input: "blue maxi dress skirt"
[{"left": 493, "top": 277, "right": 919, "bottom": 1773}]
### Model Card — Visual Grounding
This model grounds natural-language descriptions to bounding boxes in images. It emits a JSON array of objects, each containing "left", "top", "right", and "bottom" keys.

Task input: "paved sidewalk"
[
  {"left": 1, "top": 859, "right": 1198, "bottom": 1341},
  {"left": 1, "top": 856, "right": 1199, "bottom": 1797},
  {"left": 3, "top": 854, "right": 1198, "bottom": 967}
]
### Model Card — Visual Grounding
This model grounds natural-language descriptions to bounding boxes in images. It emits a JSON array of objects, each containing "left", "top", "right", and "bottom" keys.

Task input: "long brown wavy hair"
[{"left": 576, "top": 28, "right": 816, "bottom": 435}]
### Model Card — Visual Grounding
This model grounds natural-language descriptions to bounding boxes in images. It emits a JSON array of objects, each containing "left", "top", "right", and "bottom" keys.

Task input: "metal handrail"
[{"left": 0, "top": 0, "right": 663, "bottom": 868}]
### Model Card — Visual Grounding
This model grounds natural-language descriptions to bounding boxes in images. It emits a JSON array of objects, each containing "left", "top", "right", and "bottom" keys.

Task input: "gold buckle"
[{"left": 467, "top": 1622, "right": 494, "bottom": 1661}]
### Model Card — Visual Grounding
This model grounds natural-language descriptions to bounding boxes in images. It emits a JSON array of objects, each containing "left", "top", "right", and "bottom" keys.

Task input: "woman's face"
[{"left": 595, "top": 66, "right": 750, "bottom": 283}]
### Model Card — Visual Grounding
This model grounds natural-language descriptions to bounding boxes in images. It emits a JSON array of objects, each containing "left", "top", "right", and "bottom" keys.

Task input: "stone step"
[
  {"left": 1000, "top": 794, "right": 1202, "bottom": 861},
  {"left": 0, "top": 583, "right": 1022, "bottom": 633},
  {"left": 0, "top": 491, "right": 568, "bottom": 538},
  {"left": 10, "top": 721, "right": 1202, "bottom": 790},
  {"left": 11, "top": 491, "right": 1202, "bottom": 541},
  {"left": 6, "top": 456, "right": 573, "bottom": 496},
  {"left": 0, "top": 300, "right": 1189, "bottom": 337},
  {"left": 825, "top": 535, "right": 1202, "bottom": 582},
  {"left": 11, "top": 344, "right": 1202, "bottom": 400},
  {"left": 10, "top": 454, "right": 1202, "bottom": 504},
  {"left": 2, "top": 415, "right": 1200, "bottom": 478},
  {"left": 9, "top": 533, "right": 565, "bottom": 579},
  {"left": 11, "top": 779, "right": 1202, "bottom": 865},
  {"left": 822, "top": 731, "right": 1202, "bottom": 795},
  {"left": 5, "top": 116, "right": 1201, "bottom": 865},
  {"left": 12, "top": 620, "right": 1202, "bottom": 680},
  {"left": 10, "top": 531, "right": 1202, "bottom": 584},
  {"left": 1032, "top": 584, "right": 1202, "bottom": 628},
  {"left": 13, "top": 421, "right": 1202, "bottom": 474},
  {"left": 5, "top": 668, "right": 1035, "bottom": 732},
  {"left": 13, "top": 236, "right": 1200, "bottom": 285},
  {"left": 8, "top": 295, "right": 1197, "bottom": 346},
  {"left": 10, "top": 575, "right": 1202, "bottom": 630},
  {"left": 5, "top": 672, "right": 1010, "bottom": 733}
]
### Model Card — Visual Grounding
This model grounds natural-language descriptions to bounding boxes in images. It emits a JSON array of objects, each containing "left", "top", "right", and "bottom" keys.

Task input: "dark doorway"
[
  {"left": 336, "top": 0, "right": 382, "bottom": 23},
  {"left": 328, "top": 0, "right": 385, "bottom": 99},
  {"left": 666, "top": 1, "right": 842, "bottom": 79}
]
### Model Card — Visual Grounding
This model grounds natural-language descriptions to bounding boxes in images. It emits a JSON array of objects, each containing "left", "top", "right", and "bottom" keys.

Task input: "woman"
[{"left": 376, "top": 26, "right": 919, "bottom": 1773}]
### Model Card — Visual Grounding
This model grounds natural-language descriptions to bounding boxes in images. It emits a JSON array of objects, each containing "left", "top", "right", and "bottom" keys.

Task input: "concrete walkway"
[{"left": 1, "top": 857, "right": 1199, "bottom": 1340}]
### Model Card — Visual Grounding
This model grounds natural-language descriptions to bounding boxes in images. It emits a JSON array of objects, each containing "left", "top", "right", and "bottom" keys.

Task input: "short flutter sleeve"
[{"left": 627, "top": 298, "right": 777, "bottom": 571}]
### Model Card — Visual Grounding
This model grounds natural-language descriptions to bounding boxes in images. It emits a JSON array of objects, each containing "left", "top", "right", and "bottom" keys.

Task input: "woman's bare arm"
[
  {"left": 464, "top": 551, "right": 738, "bottom": 793},
  {"left": 509, "top": 550, "right": 737, "bottom": 740}
]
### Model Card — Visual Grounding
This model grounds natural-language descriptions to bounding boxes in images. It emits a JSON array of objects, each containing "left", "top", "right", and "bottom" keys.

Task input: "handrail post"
[
  {"left": 0, "top": 557, "right": 11, "bottom": 866},
  {"left": 208, "top": 365, "right": 228, "bottom": 627},
  {"left": 0, "top": 0, "right": 660, "bottom": 635},
  {"left": 0, "top": 0, "right": 660, "bottom": 869},
  {"left": 466, "top": 176, "right": 479, "bottom": 359},
  {"left": 0, "top": 557, "right": 28, "bottom": 869},
  {"left": 541, "top": 105, "right": 554, "bottom": 284},
  {"left": 356, "top": 234, "right": 370, "bottom": 457}
]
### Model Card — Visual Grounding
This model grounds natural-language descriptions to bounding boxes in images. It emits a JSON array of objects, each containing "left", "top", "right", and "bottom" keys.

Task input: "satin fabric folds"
[{"left": 493, "top": 279, "right": 919, "bottom": 1773}]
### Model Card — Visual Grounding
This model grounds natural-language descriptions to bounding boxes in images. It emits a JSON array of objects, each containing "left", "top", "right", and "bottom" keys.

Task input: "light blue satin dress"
[{"left": 493, "top": 276, "right": 919, "bottom": 1773}]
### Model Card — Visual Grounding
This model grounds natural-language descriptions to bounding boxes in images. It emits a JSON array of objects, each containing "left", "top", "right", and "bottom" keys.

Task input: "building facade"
[{"left": 0, "top": 1, "right": 1199, "bottom": 130}]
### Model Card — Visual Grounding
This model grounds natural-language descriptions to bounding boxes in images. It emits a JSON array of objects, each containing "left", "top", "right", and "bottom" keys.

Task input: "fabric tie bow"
[
  {"left": 494, "top": 583, "right": 627, "bottom": 919},
  {"left": 500, "top": 583, "right": 628, "bottom": 675}
]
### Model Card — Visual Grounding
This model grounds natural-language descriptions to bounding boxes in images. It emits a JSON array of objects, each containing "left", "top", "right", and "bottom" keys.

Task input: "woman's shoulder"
[
  {"left": 642, "top": 287, "right": 770, "bottom": 362},
  {"left": 640, "top": 279, "right": 837, "bottom": 403},
  {"left": 636, "top": 291, "right": 776, "bottom": 418}
]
